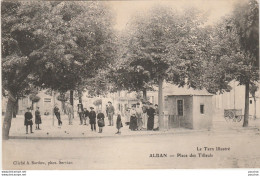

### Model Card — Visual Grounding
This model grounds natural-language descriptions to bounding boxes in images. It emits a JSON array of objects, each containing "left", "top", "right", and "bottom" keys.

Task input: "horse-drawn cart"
[{"left": 224, "top": 109, "right": 243, "bottom": 122}]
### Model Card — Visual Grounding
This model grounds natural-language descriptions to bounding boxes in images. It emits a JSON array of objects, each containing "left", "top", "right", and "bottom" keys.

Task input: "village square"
[{"left": 1, "top": 0, "right": 259, "bottom": 170}]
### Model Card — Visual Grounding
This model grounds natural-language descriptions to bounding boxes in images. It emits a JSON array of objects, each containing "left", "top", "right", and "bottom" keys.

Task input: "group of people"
[
  {"left": 24, "top": 106, "right": 42, "bottom": 134},
  {"left": 24, "top": 100, "right": 159, "bottom": 135},
  {"left": 127, "top": 102, "right": 159, "bottom": 131},
  {"left": 52, "top": 101, "right": 123, "bottom": 134}
]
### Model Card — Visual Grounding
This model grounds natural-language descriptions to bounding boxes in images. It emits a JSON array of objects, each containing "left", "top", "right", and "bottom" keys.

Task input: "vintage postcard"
[{"left": 1, "top": 0, "right": 260, "bottom": 171}]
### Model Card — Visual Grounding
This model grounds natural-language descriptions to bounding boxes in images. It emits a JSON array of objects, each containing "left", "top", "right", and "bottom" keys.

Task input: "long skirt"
[
  {"left": 129, "top": 116, "right": 137, "bottom": 130},
  {"left": 35, "top": 116, "right": 42, "bottom": 124},
  {"left": 142, "top": 113, "right": 147, "bottom": 129},
  {"left": 153, "top": 115, "right": 159, "bottom": 129},
  {"left": 147, "top": 116, "right": 154, "bottom": 130},
  {"left": 98, "top": 119, "right": 105, "bottom": 127},
  {"left": 137, "top": 117, "right": 143, "bottom": 130}
]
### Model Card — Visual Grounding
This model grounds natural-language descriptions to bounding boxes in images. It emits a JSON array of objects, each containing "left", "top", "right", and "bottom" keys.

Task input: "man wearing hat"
[
  {"left": 66, "top": 102, "right": 74, "bottom": 125},
  {"left": 89, "top": 107, "right": 96, "bottom": 131},
  {"left": 24, "top": 107, "right": 33, "bottom": 134},
  {"left": 146, "top": 102, "right": 155, "bottom": 130},
  {"left": 77, "top": 103, "right": 84, "bottom": 125},
  {"left": 83, "top": 107, "right": 89, "bottom": 125},
  {"left": 153, "top": 104, "right": 159, "bottom": 130},
  {"left": 107, "top": 101, "right": 115, "bottom": 126},
  {"left": 141, "top": 102, "right": 148, "bottom": 129},
  {"left": 136, "top": 102, "right": 143, "bottom": 130}
]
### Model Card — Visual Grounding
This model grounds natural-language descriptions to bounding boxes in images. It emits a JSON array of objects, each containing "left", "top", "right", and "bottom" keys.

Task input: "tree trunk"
[
  {"left": 158, "top": 77, "right": 164, "bottom": 130},
  {"left": 243, "top": 82, "right": 250, "bottom": 127},
  {"left": 61, "top": 101, "right": 66, "bottom": 114},
  {"left": 12, "top": 98, "right": 19, "bottom": 118},
  {"left": 143, "top": 89, "right": 147, "bottom": 102},
  {"left": 31, "top": 101, "right": 34, "bottom": 110},
  {"left": 70, "top": 90, "right": 74, "bottom": 106},
  {"left": 2, "top": 93, "right": 16, "bottom": 140},
  {"left": 78, "top": 90, "right": 82, "bottom": 104}
]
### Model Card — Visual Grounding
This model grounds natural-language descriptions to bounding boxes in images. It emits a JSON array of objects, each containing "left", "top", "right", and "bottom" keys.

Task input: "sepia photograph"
[{"left": 1, "top": 0, "right": 260, "bottom": 172}]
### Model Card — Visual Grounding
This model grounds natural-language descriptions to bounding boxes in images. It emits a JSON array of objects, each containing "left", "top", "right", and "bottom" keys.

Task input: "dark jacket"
[
  {"left": 84, "top": 109, "right": 89, "bottom": 117},
  {"left": 89, "top": 111, "right": 96, "bottom": 124},
  {"left": 54, "top": 107, "right": 59, "bottom": 115},
  {"left": 142, "top": 106, "right": 148, "bottom": 113},
  {"left": 147, "top": 107, "right": 155, "bottom": 118},
  {"left": 24, "top": 111, "right": 33, "bottom": 126},
  {"left": 97, "top": 113, "right": 105, "bottom": 127},
  {"left": 116, "top": 114, "right": 123, "bottom": 129}
]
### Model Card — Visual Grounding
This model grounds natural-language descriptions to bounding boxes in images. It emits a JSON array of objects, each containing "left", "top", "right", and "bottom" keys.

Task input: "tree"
[
  {"left": 30, "top": 2, "right": 117, "bottom": 103},
  {"left": 112, "top": 5, "right": 208, "bottom": 129},
  {"left": 2, "top": 1, "right": 117, "bottom": 139},
  {"left": 2, "top": 2, "right": 50, "bottom": 139},
  {"left": 211, "top": 0, "right": 259, "bottom": 127}
]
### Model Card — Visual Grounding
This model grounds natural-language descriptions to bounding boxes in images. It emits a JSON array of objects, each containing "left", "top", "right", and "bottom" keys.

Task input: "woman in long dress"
[
  {"left": 125, "top": 108, "right": 130, "bottom": 125},
  {"left": 35, "top": 107, "right": 42, "bottom": 130},
  {"left": 129, "top": 105, "right": 137, "bottom": 131},
  {"left": 136, "top": 103, "right": 143, "bottom": 130},
  {"left": 97, "top": 110, "right": 105, "bottom": 133},
  {"left": 116, "top": 113, "right": 123, "bottom": 134}
]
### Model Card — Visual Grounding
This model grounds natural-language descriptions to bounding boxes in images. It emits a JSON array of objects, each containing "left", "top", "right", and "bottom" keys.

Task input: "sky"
[{"left": 106, "top": 0, "right": 244, "bottom": 30}]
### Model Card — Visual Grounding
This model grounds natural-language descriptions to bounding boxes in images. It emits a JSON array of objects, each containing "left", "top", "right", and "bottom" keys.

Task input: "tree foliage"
[
  {"left": 110, "top": 6, "right": 210, "bottom": 94},
  {"left": 1, "top": 1, "right": 117, "bottom": 139}
]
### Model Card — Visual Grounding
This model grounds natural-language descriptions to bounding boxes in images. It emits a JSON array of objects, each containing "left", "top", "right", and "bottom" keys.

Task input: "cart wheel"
[
  {"left": 227, "top": 111, "right": 235, "bottom": 120},
  {"left": 237, "top": 115, "right": 242, "bottom": 122}
]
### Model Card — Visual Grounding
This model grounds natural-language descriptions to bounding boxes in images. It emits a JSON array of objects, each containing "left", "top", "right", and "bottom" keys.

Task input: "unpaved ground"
[{"left": 3, "top": 127, "right": 260, "bottom": 170}]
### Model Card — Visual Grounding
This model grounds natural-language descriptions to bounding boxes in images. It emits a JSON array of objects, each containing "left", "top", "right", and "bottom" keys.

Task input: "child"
[{"left": 116, "top": 113, "right": 123, "bottom": 134}]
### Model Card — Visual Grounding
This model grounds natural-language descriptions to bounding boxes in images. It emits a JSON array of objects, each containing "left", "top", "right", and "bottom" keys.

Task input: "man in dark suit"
[
  {"left": 83, "top": 108, "right": 89, "bottom": 125},
  {"left": 89, "top": 107, "right": 96, "bottom": 131},
  {"left": 54, "top": 105, "right": 62, "bottom": 126},
  {"left": 77, "top": 103, "right": 84, "bottom": 125},
  {"left": 24, "top": 107, "right": 33, "bottom": 134},
  {"left": 146, "top": 103, "right": 155, "bottom": 130}
]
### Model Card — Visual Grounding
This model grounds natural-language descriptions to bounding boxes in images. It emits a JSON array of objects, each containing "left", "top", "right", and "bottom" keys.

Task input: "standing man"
[
  {"left": 54, "top": 104, "right": 62, "bottom": 126},
  {"left": 24, "top": 107, "right": 33, "bottom": 134},
  {"left": 154, "top": 104, "right": 159, "bottom": 131},
  {"left": 107, "top": 101, "right": 115, "bottom": 126},
  {"left": 146, "top": 103, "right": 155, "bottom": 130},
  {"left": 35, "top": 106, "right": 42, "bottom": 130},
  {"left": 66, "top": 102, "right": 74, "bottom": 125},
  {"left": 142, "top": 102, "right": 148, "bottom": 129},
  {"left": 89, "top": 107, "right": 97, "bottom": 131},
  {"left": 77, "top": 103, "right": 84, "bottom": 125},
  {"left": 83, "top": 107, "right": 89, "bottom": 125},
  {"left": 136, "top": 103, "right": 143, "bottom": 130}
]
